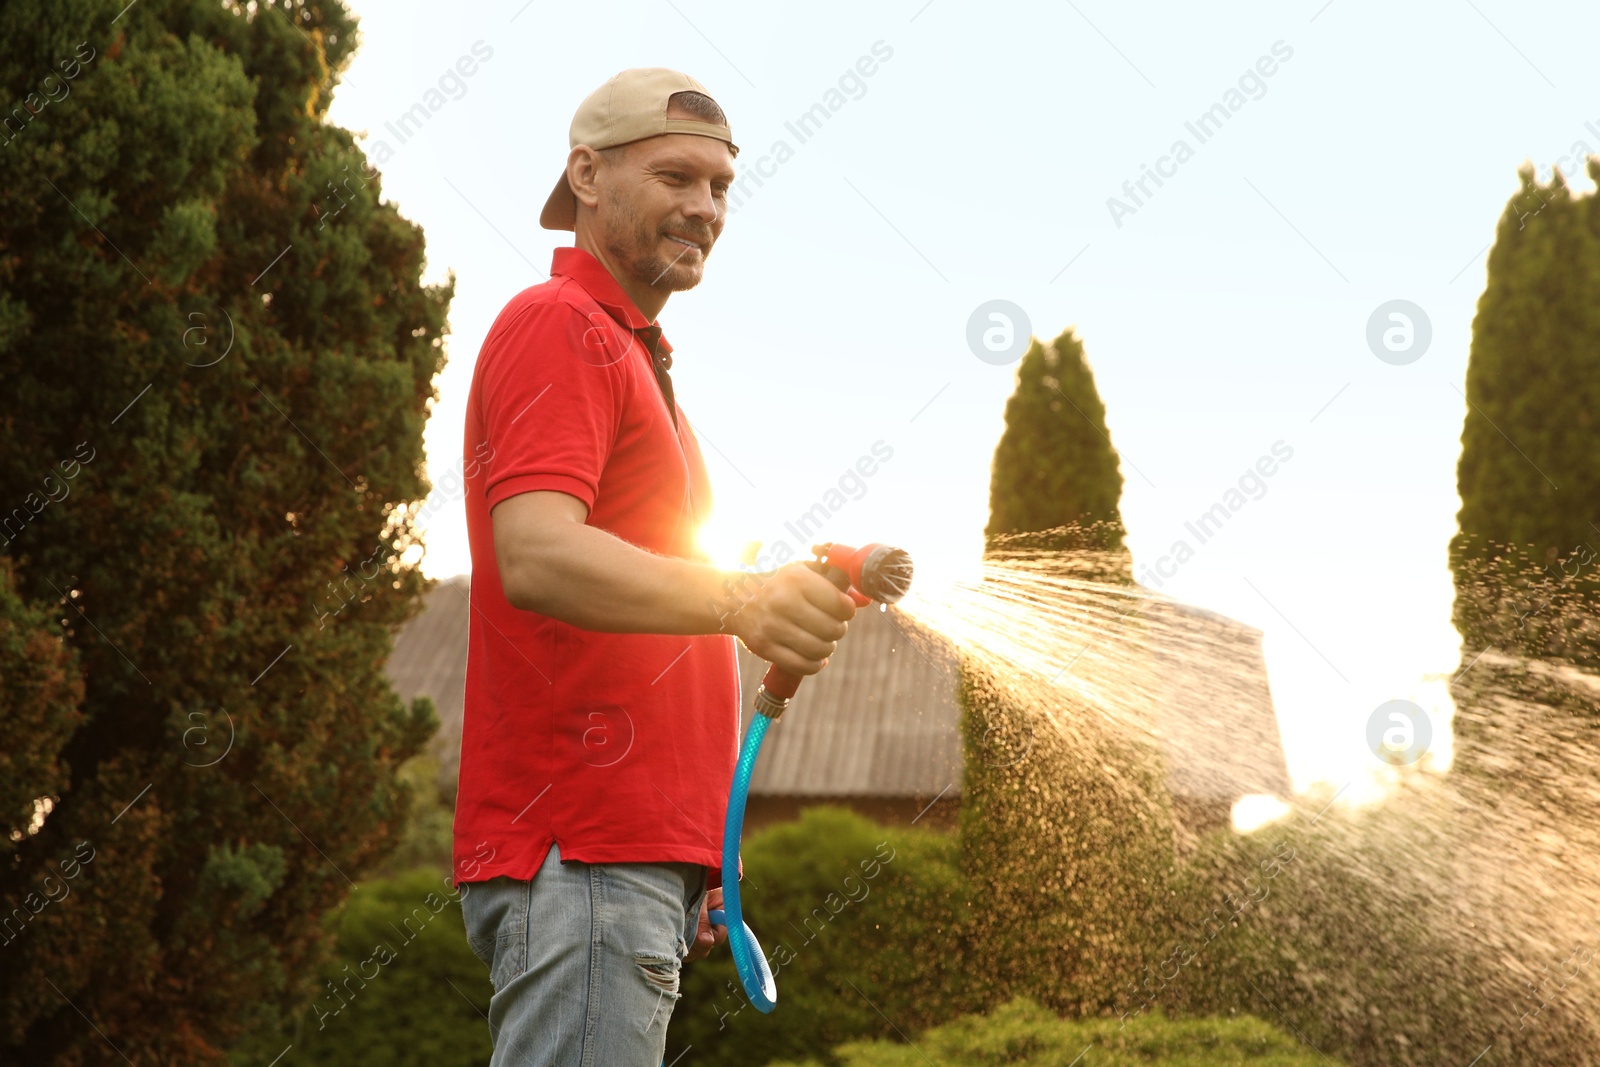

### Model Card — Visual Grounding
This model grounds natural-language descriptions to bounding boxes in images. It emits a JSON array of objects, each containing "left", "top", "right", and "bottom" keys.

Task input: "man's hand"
[
  {"left": 722, "top": 562, "right": 856, "bottom": 676},
  {"left": 685, "top": 886, "right": 726, "bottom": 962}
]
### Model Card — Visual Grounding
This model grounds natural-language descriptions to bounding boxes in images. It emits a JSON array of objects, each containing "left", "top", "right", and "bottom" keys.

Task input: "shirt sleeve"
[{"left": 478, "top": 300, "right": 634, "bottom": 512}]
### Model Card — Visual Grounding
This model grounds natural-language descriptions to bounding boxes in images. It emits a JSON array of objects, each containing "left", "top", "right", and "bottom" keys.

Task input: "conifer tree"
[
  {"left": 1455, "top": 163, "right": 1600, "bottom": 566},
  {"left": 985, "top": 327, "right": 1128, "bottom": 565},
  {"left": 1450, "top": 161, "right": 1600, "bottom": 776},
  {"left": 0, "top": 2, "right": 449, "bottom": 1062}
]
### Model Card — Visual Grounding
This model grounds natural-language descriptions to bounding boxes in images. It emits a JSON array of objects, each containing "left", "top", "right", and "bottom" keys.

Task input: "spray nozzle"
[{"left": 812, "top": 542, "right": 915, "bottom": 606}]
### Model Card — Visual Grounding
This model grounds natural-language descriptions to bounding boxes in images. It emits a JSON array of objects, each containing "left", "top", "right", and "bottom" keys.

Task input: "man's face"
[{"left": 595, "top": 108, "right": 736, "bottom": 294}]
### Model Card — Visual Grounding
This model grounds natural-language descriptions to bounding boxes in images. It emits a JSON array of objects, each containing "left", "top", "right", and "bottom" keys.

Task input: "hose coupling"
[{"left": 753, "top": 685, "right": 790, "bottom": 721}]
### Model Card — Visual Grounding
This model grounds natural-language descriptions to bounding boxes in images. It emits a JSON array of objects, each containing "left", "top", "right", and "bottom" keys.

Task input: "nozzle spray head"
[{"left": 814, "top": 542, "right": 915, "bottom": 605}]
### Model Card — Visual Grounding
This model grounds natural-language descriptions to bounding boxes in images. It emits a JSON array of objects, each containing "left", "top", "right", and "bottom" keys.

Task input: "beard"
[{"left": 603, "top": 198, "right": 711, "bottom": 293}]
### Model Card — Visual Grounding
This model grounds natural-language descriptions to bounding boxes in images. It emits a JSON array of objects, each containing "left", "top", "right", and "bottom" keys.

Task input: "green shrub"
[
  {"left": 669, "top": 806, "right": 976, "bottom": 1067},
  {"left": 1453, "top": 162, "right": 1600, "bottom": 574},
  {"left": 765, "top": 995, "right": 1343, "bottom": 1066},
  {"left": 233, "top": 866, "right": 492, "bottom": 1067},
  {"left": 368, "top": 753, "right": 457, "bottom": 879}
]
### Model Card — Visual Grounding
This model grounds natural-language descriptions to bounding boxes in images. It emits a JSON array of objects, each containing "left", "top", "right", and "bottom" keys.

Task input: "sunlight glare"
[
  {"left": 696, "top": 509, "right": 761, "bottom": 571},
  {"left": 1231, "top": 793, "right": 1292, "bottom": 834}
]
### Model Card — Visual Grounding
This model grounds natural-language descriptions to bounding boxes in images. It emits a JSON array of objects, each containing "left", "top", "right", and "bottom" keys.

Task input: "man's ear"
[{"left": 568, "top": 146, "right": 604, "bottom": 213}]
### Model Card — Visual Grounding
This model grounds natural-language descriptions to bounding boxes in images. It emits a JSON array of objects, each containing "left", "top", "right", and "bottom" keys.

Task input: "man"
[{"left": 454, "top": 68, "right": 856, "bottom": 1065}]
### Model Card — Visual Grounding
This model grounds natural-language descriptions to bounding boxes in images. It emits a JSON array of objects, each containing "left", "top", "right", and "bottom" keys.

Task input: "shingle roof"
[
  {"left": 385, "top": 575, "right": 470, "bottom": 793},
  {"left": 1134, "top": 597, "right": 1292, "bottom": 800}
]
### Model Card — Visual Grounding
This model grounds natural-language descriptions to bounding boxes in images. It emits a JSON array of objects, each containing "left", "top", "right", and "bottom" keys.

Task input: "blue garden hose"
[
  {"left": 660, "top": 711, "right": 778, "bottom": 1067},
  {"left": 713, "top": 710, "right": 779, "bottom": 1012}
]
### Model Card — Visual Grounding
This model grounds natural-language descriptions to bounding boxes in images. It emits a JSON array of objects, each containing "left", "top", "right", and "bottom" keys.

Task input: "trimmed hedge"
[
  {"left": 957, "top": 658, "right": 1178, "bottom": 1018},
  {"left": 668, "top": 806, "right": 977, "bottom": 1067}
]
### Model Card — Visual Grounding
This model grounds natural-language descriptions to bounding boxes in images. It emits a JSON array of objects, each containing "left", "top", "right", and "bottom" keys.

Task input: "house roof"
[
  {"left": 1129, "top": 597, "right": 1292, "bottom": 800},
  {"left": 385, "top": 575, "right": 470, "bottom": 790}
]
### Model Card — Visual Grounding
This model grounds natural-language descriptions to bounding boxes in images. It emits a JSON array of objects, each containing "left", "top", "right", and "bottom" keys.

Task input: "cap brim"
[{"left": 539, "top": 168, "right": 576, "bottom": 231}]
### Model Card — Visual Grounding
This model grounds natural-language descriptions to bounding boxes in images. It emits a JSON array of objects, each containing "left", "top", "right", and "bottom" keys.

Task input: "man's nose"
[{"left": 682, "top": 182, "right": 720, "bottom": 225}]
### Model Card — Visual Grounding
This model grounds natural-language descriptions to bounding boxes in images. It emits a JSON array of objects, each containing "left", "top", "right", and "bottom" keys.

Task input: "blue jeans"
[{"left": 461, "top": 842, "right": 709, "bottom": 1066}]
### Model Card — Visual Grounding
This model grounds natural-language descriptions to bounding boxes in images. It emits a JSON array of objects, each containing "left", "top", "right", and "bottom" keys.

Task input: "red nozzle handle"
[
  {"left": 760, "top": 662, "right": 803, "bottom": 701},
  {"left": 756, "top": 560, "right": 845, "bottom": 705},
  {"left": 757, "top": 550, "right": 885, "bottom": 705}
]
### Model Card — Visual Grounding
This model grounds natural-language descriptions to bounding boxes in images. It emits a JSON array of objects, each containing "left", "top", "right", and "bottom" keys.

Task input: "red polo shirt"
[{"left": 453, "top": 245, "right": 741, "bottom": 890}]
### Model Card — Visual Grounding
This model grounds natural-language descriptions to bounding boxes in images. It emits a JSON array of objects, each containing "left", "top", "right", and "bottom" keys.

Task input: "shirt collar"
[{"left": 550, "top": 246, "right": 673, "bottom": 359}]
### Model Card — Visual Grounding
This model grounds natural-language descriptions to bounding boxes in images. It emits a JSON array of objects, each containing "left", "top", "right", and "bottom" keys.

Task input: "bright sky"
[{"left": 324, "top": 0, "right": 1598, "bottom": 800}]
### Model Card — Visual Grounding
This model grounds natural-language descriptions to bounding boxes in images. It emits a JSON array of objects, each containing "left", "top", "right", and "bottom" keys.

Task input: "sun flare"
[{"left": 696, "top": 508, "right": 762, "bottom": 571}]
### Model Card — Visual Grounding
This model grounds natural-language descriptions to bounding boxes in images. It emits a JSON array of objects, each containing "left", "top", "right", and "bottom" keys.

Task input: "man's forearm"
[{"left": 503, "top": 517, "right": 737, "bottom": 635}]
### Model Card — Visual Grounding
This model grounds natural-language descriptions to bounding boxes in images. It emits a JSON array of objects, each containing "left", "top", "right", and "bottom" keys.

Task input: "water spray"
[{"left": 713, "top": 542, "right": 914, "bottom": 1014}]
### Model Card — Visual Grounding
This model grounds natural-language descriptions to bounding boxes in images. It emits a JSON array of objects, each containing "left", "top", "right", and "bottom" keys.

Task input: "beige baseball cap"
[{"left": 539, "top": 68, "right": 739, "bottom": 231}]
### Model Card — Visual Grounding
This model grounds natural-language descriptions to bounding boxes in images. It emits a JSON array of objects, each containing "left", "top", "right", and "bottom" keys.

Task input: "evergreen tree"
[
  {"left": 1450, "top": 161, "right": 1600, "bottom": 777},
  {"left": 0, "top": 2, "right": 449, "bottom": 1063},
  {"left": 1455, "top": 162, "right": 1600, "bottom": 564},
  {"left": 985, "top": 327, "right": 1128, "bottom": 563},
  {"left": 0, "top": 558, "right": 84, "bottom": 849}
]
